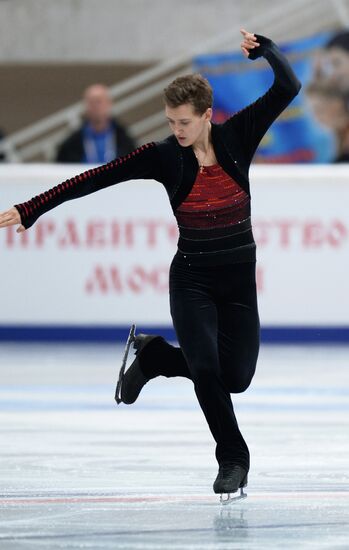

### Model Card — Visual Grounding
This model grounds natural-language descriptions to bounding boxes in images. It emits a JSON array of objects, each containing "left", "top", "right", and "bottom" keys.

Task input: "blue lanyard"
[{"left": 82, "top": 124, "right": 117, "bottom": 163}]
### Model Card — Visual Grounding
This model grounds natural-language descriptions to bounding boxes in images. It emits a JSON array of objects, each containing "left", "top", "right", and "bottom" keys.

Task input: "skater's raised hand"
[
  {"left": 240, "top": 28, "right": 260, "bottom": 57},
  {"left": 0, "top": 207, "right": 25, "bottom": 233}
]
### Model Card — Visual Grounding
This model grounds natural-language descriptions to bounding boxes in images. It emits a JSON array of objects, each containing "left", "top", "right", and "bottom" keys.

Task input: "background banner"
[{"left": 193, "top": 32, "right": 336, "bottom": 163}]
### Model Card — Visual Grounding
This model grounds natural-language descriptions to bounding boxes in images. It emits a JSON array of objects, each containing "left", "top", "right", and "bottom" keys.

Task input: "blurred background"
[
  {"left": 2, "top": 0, "right": 349, "bottom": 163},
  {"left": 0, "top": 0, "right": 348, "bottom": 343}
]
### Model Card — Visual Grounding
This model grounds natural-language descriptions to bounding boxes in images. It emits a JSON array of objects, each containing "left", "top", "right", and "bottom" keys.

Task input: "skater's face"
[{"left": 165, "top": 103, "right": 212, "bottom": 147}]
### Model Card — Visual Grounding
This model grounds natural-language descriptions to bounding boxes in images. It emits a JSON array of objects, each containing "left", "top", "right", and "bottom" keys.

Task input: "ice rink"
[{"left": 0, "top": 342, "right": 348, "bottom": 549}]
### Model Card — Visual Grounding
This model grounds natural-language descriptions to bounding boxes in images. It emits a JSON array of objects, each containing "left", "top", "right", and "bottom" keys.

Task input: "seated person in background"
[
  {"left": 0, "top": 128, "right": 6, "bottom": 162},
  {"left": 56, "top": 83, "right": 136, "bottom": 163}
]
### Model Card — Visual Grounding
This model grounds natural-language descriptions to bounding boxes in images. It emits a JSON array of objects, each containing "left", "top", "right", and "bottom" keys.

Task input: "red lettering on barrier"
[
  {"left": 86, "top": 266, "right": 110, "bottom": 294},
  {"left": 85, "top": 265, "right": 170, "bottom": 294},
  {"left": 253, "top": 221, "right": 271, "bottom": 247},
  {"left": 302, "top": 220, "right": 348, "bottom": 248},
  {"left": 168, "top": 222, "right": 179, "bottom": 243},
  {"left": 276, "top": 220, "right": 295, "bottom": 248},
  {"left": 5, "top": 226, "right": 15, "bottom": 247},
  {"left": 327, "top": 220, "right": 347, "bottom": 247},
  {"left": 111, "top": 221, "right": 121, "bottom": 246},
  {"left": 58, "top": 220, "right": 80, "bottom": 248},
  {"left": 35, "top": 221, "right": 55, "bottom": 247},
  {"left": 127, "top": 267, "right": 150, "bottom": 292},
  {"left": 151, "top": 266, "right": 169, "bottom": 292},
  {"left": 303, "top": 222, "right": 323, "bottom": 247},
  {"left": 110, "top": 267, "right": 123, "bottom": 292},
  {"left": 2, "top": 217, "right": 347, "bottom": 251},
  {"left": 86, "top": 221, "right": 107, "bottom": 248},
  {"left": 19, "top": 228, "right": 30, "bottom": 247},
  {"left": 125, "top": 222, "right": 134, "bottom": 247},
  {"left": 142, "top": 220, "right": 157, "bottom": 247}
]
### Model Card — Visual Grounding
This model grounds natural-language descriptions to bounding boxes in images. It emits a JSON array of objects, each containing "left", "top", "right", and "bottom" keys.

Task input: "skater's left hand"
[
  {"left": 240, "top": 28, "right": 260, "bottom": 57},
  {"left": 0, "top": 207, "right": 25, "bottom": 232}
]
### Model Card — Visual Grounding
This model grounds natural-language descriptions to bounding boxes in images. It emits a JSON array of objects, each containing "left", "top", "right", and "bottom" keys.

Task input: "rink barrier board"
[
  {"left": 1, "top": 165, "right": 349, "bottom": 336},
  {"left": 0, "top": 325, "right": 348, "bottom": 343}
]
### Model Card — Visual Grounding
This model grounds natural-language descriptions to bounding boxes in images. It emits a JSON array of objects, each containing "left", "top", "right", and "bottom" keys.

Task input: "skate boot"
[
  {"left": 120, "top": 333, "right": 162, "bottom": 404},
  {"left": 213, "top": 463, "right": 248, "bottom": 505}
]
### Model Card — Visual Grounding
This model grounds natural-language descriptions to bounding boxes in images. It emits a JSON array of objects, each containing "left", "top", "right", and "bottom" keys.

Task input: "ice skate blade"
[
  {"left": 220, "top": 487, "right": 247, "bottom": 505},
  {"left": 115, "top": 324, "right": 136, "bottom": 404}
]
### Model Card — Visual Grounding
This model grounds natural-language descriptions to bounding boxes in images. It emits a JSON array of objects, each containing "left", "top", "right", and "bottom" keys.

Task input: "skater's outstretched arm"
[
  {"left": 226, "top": 28, "right": 302, "bottom": 164},
  {"left": 0, "top": 142, "right": 162, "bottom": 231}
]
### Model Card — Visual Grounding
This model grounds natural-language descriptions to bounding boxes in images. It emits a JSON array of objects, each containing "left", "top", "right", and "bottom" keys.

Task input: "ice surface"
[{"left": 0, "top": 343, "right": 348, "bottom": 549}]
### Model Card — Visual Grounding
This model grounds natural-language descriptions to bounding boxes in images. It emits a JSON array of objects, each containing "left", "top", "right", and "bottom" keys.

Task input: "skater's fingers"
[
  {"left": 241, "top": 41, "right": 255, "bottom": 51},
  {"left": 241, "top": 39, "right": 260, "bottom": 50},
  {"left": 0, "top": 211, "right": 10, "bottom": 222},
  {"left": 240, "top": 28, "right": 257, "bottom": 41},
  {"left": 16, "top": 225, "right": 26, "bottom": 233},
  {"left": 0, "top": 216, "right": 16, "bottom": 227},
  {"left": 241, "top": 42, "right": 259, "bottom": 57},
  {"left": 0, "top": 207, "right": 19, "bottom": 219},
  {"left": 0, "top": 215, "right": 11, "bottom": 225},
  {"left": 0, "top": 217, "right": 16, "bottom": 228},
  {"left": 0, "top": 207, "right": 21, "bottom": 228}
]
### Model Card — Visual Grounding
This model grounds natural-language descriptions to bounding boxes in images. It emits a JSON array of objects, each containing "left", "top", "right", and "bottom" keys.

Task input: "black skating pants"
[{"left": 141, "top": 256, "right": 260, "bottom": 470}]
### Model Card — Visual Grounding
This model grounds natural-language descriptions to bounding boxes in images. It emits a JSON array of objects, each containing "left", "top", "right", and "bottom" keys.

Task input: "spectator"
[
  {"left": 56, "top": 84, "right": 136, "bottom": 163},
  {"left": 306, "top": 30, "right": 349, "bottom": 162},
  {"left": 305, "top": 80, "right": 349, "bottom": 162},
  {"left": 312, "top": 30, "right": 349, "bottom": 89},
  {"left": 323, "top": 30, "right": 349, "bottom": 89},
  {"left": 0, "top": 128, "right": 6, "bottom": 162}
]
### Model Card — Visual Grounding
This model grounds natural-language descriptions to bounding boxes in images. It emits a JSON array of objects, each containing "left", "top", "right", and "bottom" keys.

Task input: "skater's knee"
[
  {"left": 227, "top": 370, "right": 255, "bottom": 393},
  {"left": 223, "top": 357, "right": 256, "bottom": 393},
  {"left": 229, "top": 377, "right": 252, "bottom": 393}
]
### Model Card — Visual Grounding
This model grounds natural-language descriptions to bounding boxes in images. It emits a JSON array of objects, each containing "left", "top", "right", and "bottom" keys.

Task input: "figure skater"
[{"left": 0, "top": 29, "right": 301, "bottom": 503}]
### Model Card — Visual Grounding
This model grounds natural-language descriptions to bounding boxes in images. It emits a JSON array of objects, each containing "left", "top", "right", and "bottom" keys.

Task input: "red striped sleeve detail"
[{"left": 17, "top": 142, "right": 156, "bottom": 224}]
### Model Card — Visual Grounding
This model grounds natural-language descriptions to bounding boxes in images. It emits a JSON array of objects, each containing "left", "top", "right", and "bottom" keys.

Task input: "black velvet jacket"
[{"left": 15, "top": 34, "right": 301, "bottom": 263}]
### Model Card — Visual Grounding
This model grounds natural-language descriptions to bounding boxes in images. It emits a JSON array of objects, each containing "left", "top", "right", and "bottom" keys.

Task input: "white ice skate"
[{"left": 220, "top": 487, "right": 247, "bottom": 505}]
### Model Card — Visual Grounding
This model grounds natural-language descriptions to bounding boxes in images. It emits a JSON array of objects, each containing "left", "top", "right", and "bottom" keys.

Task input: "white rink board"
[{"left": 0, "top": 164, "right": 348, "bottom": 326}]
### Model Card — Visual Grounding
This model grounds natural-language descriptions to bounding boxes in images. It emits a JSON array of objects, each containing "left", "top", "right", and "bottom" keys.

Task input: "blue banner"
[{"left": 193, "top": 33, "right": 336, "bottom": 163}]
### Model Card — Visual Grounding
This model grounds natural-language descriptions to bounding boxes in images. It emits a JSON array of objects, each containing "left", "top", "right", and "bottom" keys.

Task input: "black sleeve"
[
  {"left": 14, "top": 142, "right": 162, "bottom": 229},
  {"left": 225, "top": 34, "right": 302, "bottom": 163}
]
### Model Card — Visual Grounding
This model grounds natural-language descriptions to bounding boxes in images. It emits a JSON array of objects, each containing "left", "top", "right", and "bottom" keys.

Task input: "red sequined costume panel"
[
  {"left": 175, "top": 164, "right": 250, "bottom": 229},
  {"left": 173, "top": 164, "right": 254, "bottom": 263}
]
